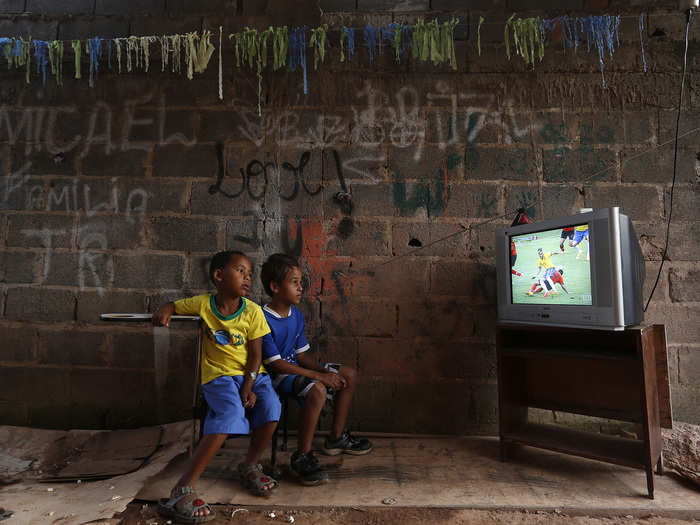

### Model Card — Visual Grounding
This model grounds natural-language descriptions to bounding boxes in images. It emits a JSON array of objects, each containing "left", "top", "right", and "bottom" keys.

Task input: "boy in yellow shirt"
[{"left": 154, "top": 251, "right": 280, "bottom": 523}]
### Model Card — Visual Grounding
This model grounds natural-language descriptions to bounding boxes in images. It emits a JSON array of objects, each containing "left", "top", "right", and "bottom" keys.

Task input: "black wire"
[{"left": 644, "top": 8, "right": 694, "bottom": 312}]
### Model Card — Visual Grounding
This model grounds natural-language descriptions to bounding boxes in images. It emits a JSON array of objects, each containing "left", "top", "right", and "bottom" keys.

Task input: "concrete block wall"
[{"left": 0, "top": 0, "right": 698, "bottom": 432}]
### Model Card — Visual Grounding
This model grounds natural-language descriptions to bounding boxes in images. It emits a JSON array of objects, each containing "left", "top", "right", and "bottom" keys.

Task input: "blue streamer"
[
  {"left": 639, "top": 13, "right": 647, "bottom": 73},
  {"left": 288, "top": 26, "right": 308, "bottom": 94},
  {"left": 363, "top": 24, "right": 378, "bottom": 63},
  {"left": 107, "top": 38, "right": 112, "bottom": 70},
  {"left": 0, "top": 37, "right": 13, "bottom": 65},
  {"left": 33, "top": 40, "right": 49, "bottom": 84},
  {"left": 343, "top": 27, "right": 355, "bottom": 61},
  {"left": 88, "top": 37, "right": 101, "bottom": 87}
]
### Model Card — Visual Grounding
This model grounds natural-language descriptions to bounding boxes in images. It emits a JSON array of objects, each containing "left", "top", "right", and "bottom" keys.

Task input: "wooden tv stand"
[{"left": 496, "top": 324, "right": 672, "bottom": 499}]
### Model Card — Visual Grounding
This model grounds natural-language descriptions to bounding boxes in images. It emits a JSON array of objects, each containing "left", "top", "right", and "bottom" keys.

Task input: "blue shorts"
[
  {"left": 274, "top": 363, "right": 340, "bottom": 405},
  {"left": 200, "top": 374, "right": 281, "bottom": 435},
  {"left": 543, "top": 267, "right": 556, "bottom": 279},
  {"left": 573, "top": 229, "right": 589, "bottom": 244}
]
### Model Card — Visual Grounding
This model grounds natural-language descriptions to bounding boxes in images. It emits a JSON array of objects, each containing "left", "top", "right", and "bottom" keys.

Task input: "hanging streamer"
[
  {"left": 88, "top": 36, "right": 101, "bottom": 87},
  {"left": 140, "top": 36, "right": 157, "bottom": 72},
  {"left": 639, "top": 12, "right": 647, "bottom": 73},
  {"left": 381, "top": 22, "right": 403, "bottom": 63},
  {"left": 72, "top": 39, "right": 82, "bottom": 79},
  {"left": 16, "top": 38, "right": 30, "bottom": 83},
  {"left": 310, "top": 24, "right": 328, "bottom": 70},
  {"left": 363, "top": 24, "right": 378, "bottom": 63},
  {"left": 505, "top": 14, "right": 546, "bottom": 69},
  {"left": 340, "top": 26, "right": 355, "bottom": 62},
  {"left": 218, "top": 26, "right": 223, "bottom": 100},
  {"left": 114, "top": 38, "right": 122, "bottom": 73},
  {"left": 33, "top": 39, "right": 49, "bottom": 85},
  {"left": 477, "top": 16, "right": 484, "bottom": 56},
  {"left": 288, "top": 26, "right": 308, "bottom": 95},
  {"left": 48, "top": 40, "right": 63, "bottom": 85},
  {"left": 230, "top": 27, "right": 274, "bottom": 115},
  {"left": 272, "top": 26, "right": 288, "bottom": 70},
  {"left": 107, "top": 39, "right": 112, "bottom": 70}
]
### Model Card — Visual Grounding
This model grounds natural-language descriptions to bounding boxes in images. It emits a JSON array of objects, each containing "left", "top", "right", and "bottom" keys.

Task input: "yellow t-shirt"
[
  {"left": 174, "top": 294, "right": 271, "bottom": 385},
  {"left": 538, "top": 252, "right": 555, "bottom": 270},
  {"left": 575, "top": 225, "right": 589, "bottom": 232}
]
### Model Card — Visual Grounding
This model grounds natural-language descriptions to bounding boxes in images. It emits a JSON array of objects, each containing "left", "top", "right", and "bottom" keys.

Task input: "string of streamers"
[
  {"left": 340, "top": 26, "right": 354, "bottom": 62},
  {"left": 504, "top": 14, "right": 546, "bottom": 69},
  {"left": 412, "top": 18, "right": 459, "bottom": 69},
  {"left": 579, "top": 15, "right": 620, "bottom": 88},
  {"left": 218, "top": 26, "right": 223, "bottom": 100},
  {"left": 288, "top": 26, "right": 308, "bottom": 95},
  {"left": 32, "top": 39, "right": 49, "bottom": 85},
  {"left": 309, "top": 24, "right": 328, "bottom": 70},
  {"left": 639, "top": 12, "right": 647, "bottom": 73},
  {"left": 477, "top": 16, "right": 484, "bottom": 55},
  {"left": 363, "top": 24, "right": 378, "bottom": 63},
  {"left": 48, "top": 40, "right": 63, "bottom": 85},
  {"left": 381, "top": 22, "right": 410, "bottom": 63},
  {"left": 88, "top": 36, "right": 101, "bottom": 87},
  {"left": 72, "top": 39, "right": 81, "bottom": 79},
  {"left": 230, "top": 27, "right": 274, "bottom": 115}
]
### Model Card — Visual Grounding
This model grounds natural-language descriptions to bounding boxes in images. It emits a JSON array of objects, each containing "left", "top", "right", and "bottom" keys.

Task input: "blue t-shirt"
[{"left": 261, "top": 305, "right": 310, "bottom": 373}]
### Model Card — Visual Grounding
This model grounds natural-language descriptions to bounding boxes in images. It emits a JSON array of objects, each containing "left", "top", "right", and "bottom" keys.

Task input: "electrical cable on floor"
[{"left": 644, "top": 7, "right": 695, "bottom": 312}]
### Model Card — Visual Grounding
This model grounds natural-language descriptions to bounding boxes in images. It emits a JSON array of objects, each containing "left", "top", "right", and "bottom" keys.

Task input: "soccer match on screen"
[{"left": 510, "top": 224, "right": 593, "bottom": 306}]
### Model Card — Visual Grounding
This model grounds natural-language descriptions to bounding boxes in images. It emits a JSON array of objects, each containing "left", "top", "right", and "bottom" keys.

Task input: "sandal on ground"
[
  {"left": 157, "top": 486, "right": 215, "bottom": 524},
  {"left": 238, "top": 462, "right": 278, "bottom": 497}
]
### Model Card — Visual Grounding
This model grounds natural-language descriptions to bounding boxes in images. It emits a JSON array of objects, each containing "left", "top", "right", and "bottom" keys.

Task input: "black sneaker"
[
  {"left": 290, "top": 451, "right": 329, "bottom": 486},
  {"left": 322, "top": 430, "right": 373, "bottom": 456}
]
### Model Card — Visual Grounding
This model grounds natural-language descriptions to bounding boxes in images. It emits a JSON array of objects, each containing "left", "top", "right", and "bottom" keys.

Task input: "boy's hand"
[
  {"left": 319, "top": 372, "right": 346, "bottom": 391},
  {"left": 241, "top": 382, "right": 257, "bottom": 408},
  {"left": 152, "top": 307, "right": 173, "bottom": 327}
]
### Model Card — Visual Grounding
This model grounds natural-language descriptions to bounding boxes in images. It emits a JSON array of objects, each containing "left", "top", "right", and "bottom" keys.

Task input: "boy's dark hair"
[
  {"left": 209, "top": 250, "right": 247, "bottom": 285},
  {"left": 260, "top": 253, "right": 300, "bottom": 296}
]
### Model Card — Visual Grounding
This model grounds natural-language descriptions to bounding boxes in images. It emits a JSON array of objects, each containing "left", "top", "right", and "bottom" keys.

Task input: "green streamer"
[
  {"left": 230, "top": 26, "right": 275, "bottom": 116},
  {"left": 505, "top": 14, "right": 545, "bottom": 69},
  {"left": 72, "top": 39, "right": 81, "bottom": 79},
  {"left": 272, "top": 26, "right": 288, "bottom": 70},
  {"left": 340, "top": 26, "right": 347, "bottom": 62},
  {"left": 309, "top": 24, "right": 328, "bottom": 70},
  {"left": 48, "top": 40, "right": 63, "bottom": 85},
  {"left": 20, "top": 37, "right": 30, "bottom": 83},
  {"left": 477, "top": 16, "right": 484, "bottom": 56}
]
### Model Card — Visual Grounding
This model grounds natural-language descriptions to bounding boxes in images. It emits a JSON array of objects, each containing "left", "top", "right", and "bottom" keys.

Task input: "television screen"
[{"left": 510, "top": 224, "right": 593, "bottom": 306}]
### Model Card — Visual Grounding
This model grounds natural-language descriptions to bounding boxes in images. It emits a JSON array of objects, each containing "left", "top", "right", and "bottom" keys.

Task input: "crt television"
[{"left": 496, "top": 207, "right": 645, "bottom": 330}]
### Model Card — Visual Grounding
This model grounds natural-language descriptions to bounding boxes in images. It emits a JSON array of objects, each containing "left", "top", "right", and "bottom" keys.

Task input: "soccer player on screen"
[
  {"left": 531, "top": 248, "right": 560, "bottom": 281},
  {"left": 527, "top": 267, "right": 569, "bottom": 298},
  {"left": 560, "top": 227, "right": 575, "bottom": 252},
  {"left": 569, "top": 225, "right": 590, "bottom": 261},
  {"left": 510, "top": 240, "right": 521, "bottom": 278}
]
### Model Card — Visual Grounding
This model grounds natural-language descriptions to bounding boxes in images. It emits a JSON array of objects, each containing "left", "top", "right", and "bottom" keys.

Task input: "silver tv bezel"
[{"left": 497, "top": 207, "right": 624, "bottom": 331}]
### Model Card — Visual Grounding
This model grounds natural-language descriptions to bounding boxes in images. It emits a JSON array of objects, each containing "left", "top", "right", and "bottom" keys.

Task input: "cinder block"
[
  {"left": 659, "top": 110, "right": 700, "bottom": 144},
  {"left": 392, "top": 222, "right": 469, "bottom": 257},
  {"left": 398, "top": 298, "right": 476, "bottom": 338},
  {"left": 430, "top": 261, "right": 496, "bottom": 303},
  {"left": 670, "top": 385, "right": 700, "bottom": 425},
  {"left": 349, "top": 258, "right": 429, "bottom": 297},
  {"left": 443, "top": 183, "right": 502, "bottom": 219},
  {"left": 58, "top": 17, "right": 130, "bottom": 40},
  {"left": 78, "top": 215, "right": 144, "bottom": 250},
  {"left": 669, "top": 266, "right": 700, "bottom": 303},
  {"left": 585, "top": 184, "right": 663, "bottom": 222},
  {"left": 130, "top": 14, "right": 202, "bottom": 35},
  {"left": 0, "top": 0, "right": 25, "bottom": 12},
  {"left": 0, "top": 19, "right": 57, "bottom": 40},
  {"left": 542, "top": 147, "right": 617, "bottom": 183},
  {"left": 225, "top": 218, "right": 264, "bottom": 252},
  {"left": 124, "top": 180, "right": 189, "bottom": 215},
  {"left": 154, "top": 144, "right": 218, "bottom": 178},
  {"left": 7, "top": 214, "right": 75, "bottom": 248},
  {"left": 326, "top": 219, "right": 390, "bottom": 256},
  {"left": 110, "top": 331, "right": 156, "bottom": 368},
  {"left": 465, "top": 146, "right": 537, "bottom": 182},
  {"left": 432, "top": 0, "right": 499, "bottom": 9},
  {"left": 12, "top": 146, "right": 78, "bottom": 177},
  {"left": 27, "top": 0, "right": 93, "bottom": 14},
  {"left": 645, "top": 303, "right": 700, "bottom": 345},
  {"left": 44, "top": 251, "right": 111, "bottom": 288},
  {"left": 113, "top": 254, "right": 184, "bottom": 289},
  {"left": 541, "top": 184, "right": 582, "bottom": 220},
  {"left": 149, "top": 217, "right": 220, "bottom": 253},
  {"left": 95, "top": 0, "right": 164, "bottom": 15},
  {"left": 504, "top": 183, "right": 539, "bottom": 221},
  {"left": 6, "top": 287, "right": 75, "bottom": 322},
  {"left": 670, "top": 186, "right": 700, "bottom": 222},
  {"left": 0, "top": 323, "right": 38, "bottom": 362},
  {"left": 0, "top": 367, "right": 70, "bottom": 425},
  {"left": 82, "top": 149, "right": 149, "bottom": 178},
  {"left": 621, "top": 147, "right": 696, "bottom": 184},
  {"left": 625, "top": 111, "right": 657, "bottom": 145},
  {"left": 76, "top": 290, "right": 148, "bottom": 322},
  {"left": 38, "top": 328, "right": 109, "bottom": 366},
  {"left": 323, "top": 147, "right": 386, "bottom": 184},
  {"left": 507, "top": 0, "right": 583, "bottom": 10},
  {"left": 320, "top": 0, "right": 356, "bottom": 11},
  {"left": 678, "top": 346, "right": 700, "bottom": 386},
  {"left": 668, "top": 222, "right": 700, "bottom": 262},
  {"left": 166, "top": 0, "right": 234, "bottom": 13},
  {"left": 187, "top": 254, "right": 214, "bottom": 290},
  {"left": 0, "top": 251, "right": 39, "bottom": 284},
  {"left": 322, "top": 297, "right": 396, "bottom": 337},
  {"left": 567, "top": 111, "right": 623, "bottom": 146}
]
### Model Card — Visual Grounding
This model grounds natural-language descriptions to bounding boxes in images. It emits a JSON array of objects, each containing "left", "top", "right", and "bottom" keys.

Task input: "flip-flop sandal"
[
  {"left": 157, "top": 486, "right": 215, "bottom": 524},
  {"left": 238, "top": 462, "right": 278, "bottom": 497}
]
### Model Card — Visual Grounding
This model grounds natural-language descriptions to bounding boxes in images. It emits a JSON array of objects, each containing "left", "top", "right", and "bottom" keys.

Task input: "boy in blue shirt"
[
  {"left": 153, "top": 251, "right": 281, "bottom": 523},
  {"left": 260, "top": 254, "right": 372, "bottom": 486}
]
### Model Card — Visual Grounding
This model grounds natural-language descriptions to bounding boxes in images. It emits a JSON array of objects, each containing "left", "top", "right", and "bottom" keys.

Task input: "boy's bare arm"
[
  {"left": 268, "top": 354, "right": 345, "bottom": 390},
  {"left": 153, "top": 302, "right": 175, "bottom": 327},
  {"left": 241, "top": 337, "right": 264, "bottom": 408},
  {"left": 297, "top": 352, "right": 329, "bottom": 374}
]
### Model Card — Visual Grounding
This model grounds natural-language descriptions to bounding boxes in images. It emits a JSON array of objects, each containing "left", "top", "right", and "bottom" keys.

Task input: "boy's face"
[
  {"left": 215, "top": 254, "right": 252, "bottom": 297},
  {"left": 272, "top": 266, "right": 303, "bottom": 305}
]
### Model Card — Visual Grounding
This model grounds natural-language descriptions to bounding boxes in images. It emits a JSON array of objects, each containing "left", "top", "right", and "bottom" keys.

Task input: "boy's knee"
[
  {"left": 341, "top": 366, "right": 357, "bottom": 385},
  {"left": 307, "top": 383, "right": 327, "bottom": 406}
]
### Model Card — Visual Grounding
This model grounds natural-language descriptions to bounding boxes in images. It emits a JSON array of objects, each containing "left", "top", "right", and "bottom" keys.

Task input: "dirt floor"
[{"left": 117, "top": 503, "right": 700, "bottom": 525}]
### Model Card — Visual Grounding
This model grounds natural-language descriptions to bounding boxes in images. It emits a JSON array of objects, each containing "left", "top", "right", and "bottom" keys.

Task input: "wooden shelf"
[
  {"left": 523, "top": 400, "right": 642, "bottom": 423},
  {"left": 500, "top": 345, "right": 636, "bottom": 361},
  {"left": 502, "top": 423, "right": 646, "bottom": 469}
]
